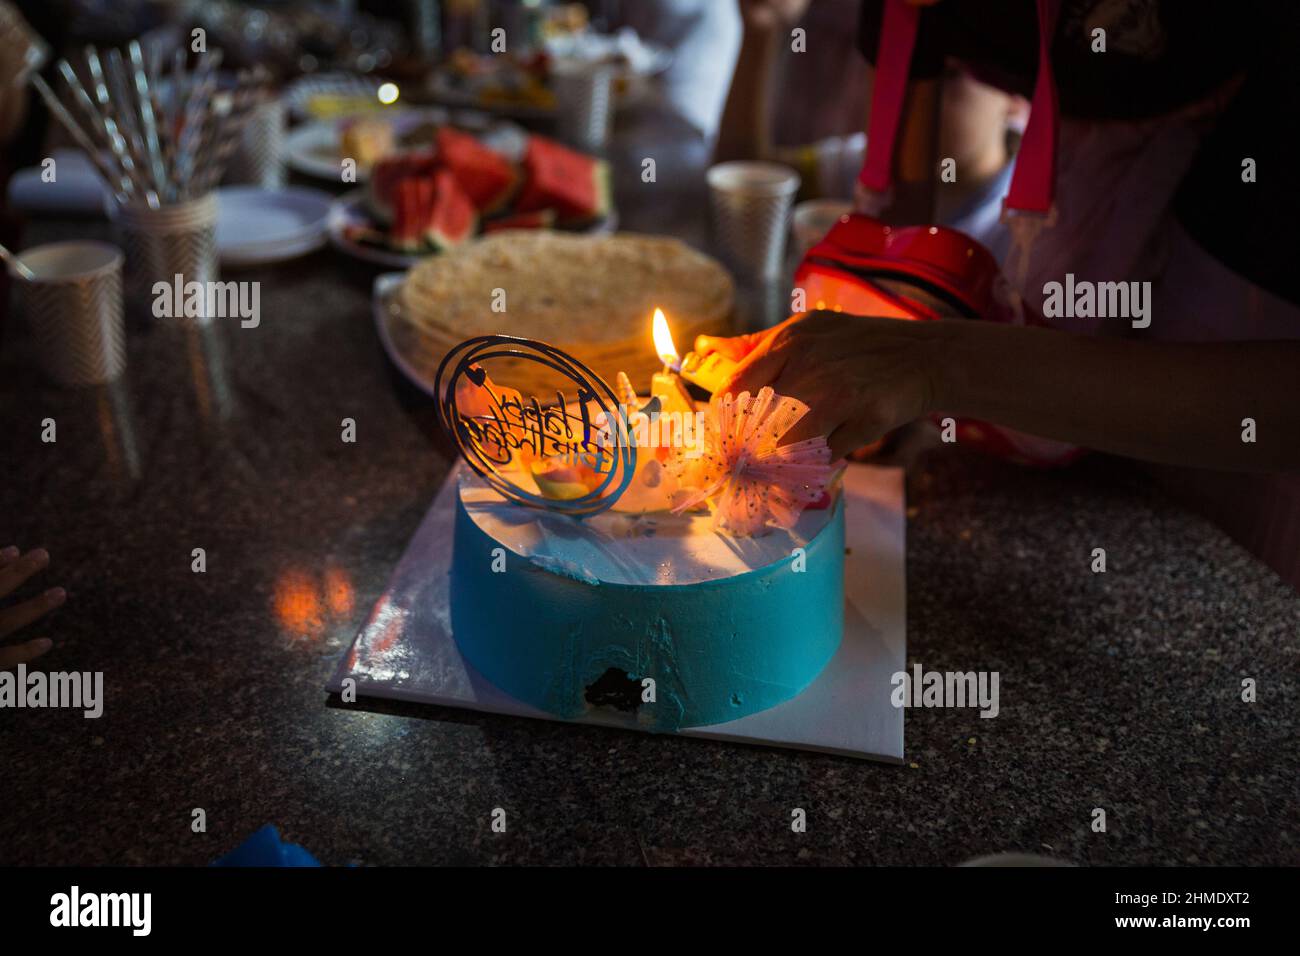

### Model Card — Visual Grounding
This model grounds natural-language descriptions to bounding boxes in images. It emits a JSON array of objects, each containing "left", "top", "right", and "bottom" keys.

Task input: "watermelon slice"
[
  {"left": 390, "top": 177, "right": 436, "bottom": 252},
  {"left": 514, "top": 135, "right": 611, "bottom": 225},
  {"left": 435, "top": 126, "right": 520, "bottom": 215},
  {"left": 425, "top": 169, "right": 478, "bottom": 251},
  {"left": 483, "top": 208, "right": 557, "bottom": 233},
  {"left": 367, "top": 150, "right": 439, "bottom": 225},
  {"left": 388, "top": 170, "right": 478, "bottom": 253}
]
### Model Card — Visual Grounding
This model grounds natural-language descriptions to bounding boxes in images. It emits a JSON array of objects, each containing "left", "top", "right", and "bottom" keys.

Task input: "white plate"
[
  {"left": 328, "top": 193, "right": 422, "bottom": 269},
  {"left": 284, "top": 72, "right": 383, "bottom": 121},
  {"left": 373, "top": 272, "right": 430, "bottom": 384},
  {"left": 216, "top": 186, "right": 332, "bottom": 266},
  {"left": 285, "top": 117, "right": 372, "bottom": 183}
]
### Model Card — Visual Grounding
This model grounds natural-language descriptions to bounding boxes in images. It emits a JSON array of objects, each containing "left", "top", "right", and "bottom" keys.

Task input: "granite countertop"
[{"left": 1, "top": 102, "right": 1296, "bottom": 867}]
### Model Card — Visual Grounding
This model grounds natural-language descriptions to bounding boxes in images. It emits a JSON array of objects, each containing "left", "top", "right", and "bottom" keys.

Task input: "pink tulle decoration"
[{"left": 668, "top": 387, "right": 835, "bottom": 536}]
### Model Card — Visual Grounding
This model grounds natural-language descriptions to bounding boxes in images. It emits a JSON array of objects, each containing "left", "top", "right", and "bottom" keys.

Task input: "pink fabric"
[
  {"left": 1018, "top": 89, "right": 1232, "bottom": 335},
  {"left": 857, "top": 0, "right": 920, "bottom": 193},
  {"left": 1002, "top": 0, "right": 1060, "bottom": 216}
]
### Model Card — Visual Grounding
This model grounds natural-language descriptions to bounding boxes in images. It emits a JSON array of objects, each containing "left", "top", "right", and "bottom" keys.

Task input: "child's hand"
[{"left": 0, "top": 547, "right": 66, "bottom": 668}]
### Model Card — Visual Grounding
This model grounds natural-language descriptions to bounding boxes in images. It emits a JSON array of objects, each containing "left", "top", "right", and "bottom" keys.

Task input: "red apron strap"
[
  {"left": 857, "top": 0, "right": 920, "bottom": 193},
  {"left": 857, "top": 0, "right": 1061, "bottom": 217},
  {"left": 1003, "top": 0, "right": 1061, "bottom": 216}
]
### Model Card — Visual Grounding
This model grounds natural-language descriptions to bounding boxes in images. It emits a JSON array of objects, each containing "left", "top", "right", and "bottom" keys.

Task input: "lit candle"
[
  {"left": 649, "top": 309, "right": 694, "bottom": 418},
  {"left": 653, "top": 308, "right": 680, "bottom": 374}
]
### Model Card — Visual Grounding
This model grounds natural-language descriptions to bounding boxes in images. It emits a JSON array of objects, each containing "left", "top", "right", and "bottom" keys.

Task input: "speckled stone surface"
[{"left": 1, "top": 103, "right": 1297, "bottom": 867}]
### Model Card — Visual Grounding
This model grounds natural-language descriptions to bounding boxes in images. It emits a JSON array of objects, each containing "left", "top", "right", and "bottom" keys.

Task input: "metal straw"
[
  {"left": 56, "top": 60, "right": 140, "bottom": 203},
  {"left": 104, "top": 48, "right": 148, "bottom": 176},
  {"left": 0, "top": 242, "right": 37, "bottom": 281},
  {"left": 193, "top": 70, "right": 267, "bottom": 194},
  {"left": 127, "top": 41, "right": 169, "bottom": 199},
  {"left": 83, "top": 47, "right": 158, "bottom": 207},
  {"left": 27, "top": 72, "right": 130, "bottom": 205},
  {"left": 174, "top": 50, "right": 222, "bottom": 198},
  {"left": 31, "top": 43, "right": 267, "bottom": 209}
]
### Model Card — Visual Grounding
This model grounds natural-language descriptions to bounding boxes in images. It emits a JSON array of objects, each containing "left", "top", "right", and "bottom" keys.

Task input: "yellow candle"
[{"left": 651, "top": 369, "right": 695, "bottom": 418}]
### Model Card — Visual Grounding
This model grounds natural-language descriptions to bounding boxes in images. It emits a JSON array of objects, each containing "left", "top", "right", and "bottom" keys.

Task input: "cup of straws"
[{"left": 29, "top": 42, "right": 271, "bottom": 321}]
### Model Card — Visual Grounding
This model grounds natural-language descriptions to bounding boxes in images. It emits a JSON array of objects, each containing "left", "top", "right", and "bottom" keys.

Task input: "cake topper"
[{"left": 434, "top": 335, "right": 637, "bottom": 517}]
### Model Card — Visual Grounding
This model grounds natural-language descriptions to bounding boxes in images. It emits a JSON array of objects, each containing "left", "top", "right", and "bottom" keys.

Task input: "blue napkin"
[{"left": 212, "top": 825, "right": 322, "bottom": 867}]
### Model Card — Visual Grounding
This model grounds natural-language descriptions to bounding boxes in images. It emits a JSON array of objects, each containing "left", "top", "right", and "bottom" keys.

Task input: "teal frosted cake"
[{"left": 450, "top": 472, "right": 844, "bottom": 731}]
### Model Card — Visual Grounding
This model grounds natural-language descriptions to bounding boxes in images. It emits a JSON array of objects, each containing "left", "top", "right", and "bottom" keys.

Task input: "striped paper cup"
[
  {"left": 13, "top": 240, "right": 125, "bottom": 386},
  {"left": 115, "top": 193, "right": 219, "bottom": 322},
  {"left": 551, "top": 59, "right": 614, "bottom": 152},
  {"left": 224, "top": 98, "right": 286, "bottom": 189},
  {"left": 707, "top": 161, "right": 801, "bottom": 283}
]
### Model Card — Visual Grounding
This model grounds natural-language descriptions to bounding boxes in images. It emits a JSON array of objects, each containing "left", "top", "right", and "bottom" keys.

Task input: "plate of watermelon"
[
  {"left": 327, "top": 127, "right": 615, "bottom": 268},
  {"left": 285, "top": 108, "right": 524, "bottom": 183}
]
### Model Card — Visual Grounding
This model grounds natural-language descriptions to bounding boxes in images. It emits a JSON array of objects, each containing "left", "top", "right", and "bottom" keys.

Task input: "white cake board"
[{"left": 327, "top": 464, "right": 906, "bottom": 762}]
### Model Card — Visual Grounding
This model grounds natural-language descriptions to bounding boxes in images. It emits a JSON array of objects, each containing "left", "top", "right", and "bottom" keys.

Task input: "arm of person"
[
  {"left": 713, "top": 0, "right": 811, "bottom": 163},
  {"left": 713, "top": 15, "right": 779, "bottom": 161},
  {"left": 703, "top": 313, "right": 1300, "bottom": 472}
]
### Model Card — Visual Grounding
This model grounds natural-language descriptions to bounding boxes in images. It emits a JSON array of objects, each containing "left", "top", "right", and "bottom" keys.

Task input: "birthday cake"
[
  {"left": 438, "top": 333, "right": 843, "bottom": 732},
  {"left": 450, "top": 473, "right": 844, "bottom": 731}
]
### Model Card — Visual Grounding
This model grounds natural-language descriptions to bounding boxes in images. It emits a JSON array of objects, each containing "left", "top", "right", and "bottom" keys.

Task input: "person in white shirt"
[{"left": 612, "top": 0, "right": 742, "bottom": 140}]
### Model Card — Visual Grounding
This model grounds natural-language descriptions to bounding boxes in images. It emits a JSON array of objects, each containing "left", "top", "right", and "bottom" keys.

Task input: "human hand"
[
  {"left": 737, "top": 0, "right": 812, "bottom": 32},
  {"left": 696, "top": 311, "right": 945, "bottom": 459},
  {"left": 0, "top": 547, "right": 66, "bottom": 668}
]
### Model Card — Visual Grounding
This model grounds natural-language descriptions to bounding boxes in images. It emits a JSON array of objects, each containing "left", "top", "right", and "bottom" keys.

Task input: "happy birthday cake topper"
[{"left": 434, "top": 335, "right": 637, "bottom": 517}]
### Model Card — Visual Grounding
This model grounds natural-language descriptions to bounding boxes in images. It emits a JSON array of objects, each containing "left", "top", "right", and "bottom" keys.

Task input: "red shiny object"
[{"left": 794, "top": 214, "right": 1082, "bottom": 467}]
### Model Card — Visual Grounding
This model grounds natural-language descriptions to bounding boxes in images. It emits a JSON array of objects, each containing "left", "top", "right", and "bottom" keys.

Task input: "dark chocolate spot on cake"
[{"left": 584, "top": 668, "right": 643, "bottom": 714}]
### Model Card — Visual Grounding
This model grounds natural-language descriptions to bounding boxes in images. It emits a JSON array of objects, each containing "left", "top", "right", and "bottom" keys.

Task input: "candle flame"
[{"left": 652, "top": 308, "right": 678, "bottom": 365}]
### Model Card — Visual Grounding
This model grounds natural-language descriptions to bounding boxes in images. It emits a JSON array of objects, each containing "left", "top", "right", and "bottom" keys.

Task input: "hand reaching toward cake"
[
  {"left": 703, "top": 310, "right": 1300, "bottom": 472},
  {"left": 698, "top": 311, "right": 941, "bottom": 460},
  {"left": 0, "top": 547, "right": 66, "bottom": 668}
]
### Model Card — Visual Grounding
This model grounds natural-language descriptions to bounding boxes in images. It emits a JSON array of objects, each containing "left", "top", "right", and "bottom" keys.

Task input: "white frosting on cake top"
[{"left": 459, "top": 473, "right": 836, "bottom": 587}]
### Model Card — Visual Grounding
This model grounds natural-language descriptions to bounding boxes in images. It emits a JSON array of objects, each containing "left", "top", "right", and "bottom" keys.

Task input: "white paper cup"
[
  {"left": 115, "top": 193, "right": 219, "bottom": 323},
  {"left": 707, "top": 161, "right": 801, "bottom": 282},
  {"left": 793, "top": 198, "right": 852, "bottom": 257},
  {"left": 12, "top": 240, "right": 125, "bottom": 387},
  {"left": 551, "top": 58, "right": 614, "bottom": 151}
]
